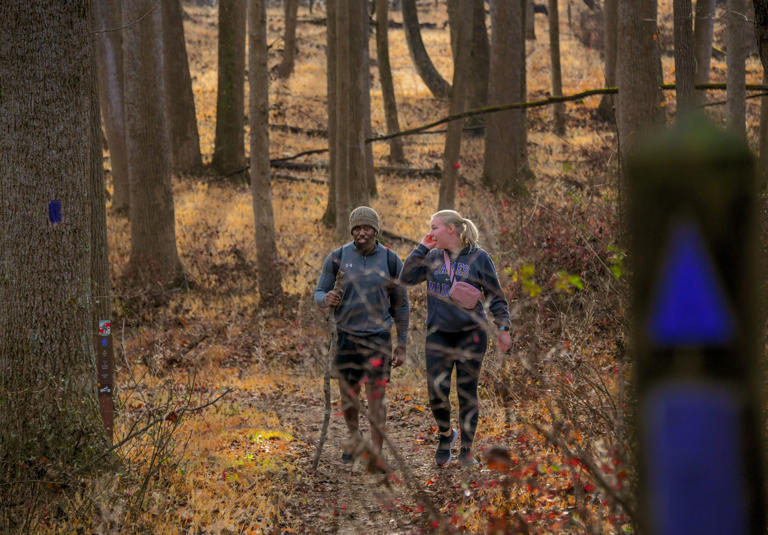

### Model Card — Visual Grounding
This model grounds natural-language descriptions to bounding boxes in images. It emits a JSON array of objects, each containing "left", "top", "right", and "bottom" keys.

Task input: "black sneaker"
[
  {"left": 435, "top": 429, "right": 458, "bottom": 467},
  {"left": 459, "top": 446, "right": 477, "bottom": 468},
  {"left": 341, "top": 430, "right": 363, "bottom": 463}
]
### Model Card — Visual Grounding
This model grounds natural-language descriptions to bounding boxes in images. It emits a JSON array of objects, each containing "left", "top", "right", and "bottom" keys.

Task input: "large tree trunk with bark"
[
  {"left": 212, "top": 0, "right": 247, "bottom": 175},
  {"left": 162, "top": 0, "right": 204, "bottom": 175},
  {"left": 375, "top": 0, "right": 406, "bottom": 164},
  {"left": 439, "top": 0, "right": 473, "bottom": 209},
  {"left": 727, "top": 0, "right": 748, "bottom": 136},
  {"left": 123, "top": 0, "right": 184, "bottom": 285},
  {"left": 548, "top": 0, "right": 566, "bottom": 135},
  {"left": 616, "top": 0, "right": 664, "bottom": 239},
  {"left": 0, "top": 1, "right": 107, "bottom": 476},
  {"left": 249, "top": 0, "right": 284, "bottom": 301},
  {"left": 483, "top": 0, "right": 531, "bottom": 195},
  {"left": 278, "top": 0, "right": 299, "bottom": 78},
  {"left": 597, "top": 0, "right": 618, "bottom": 121},
  {"left": 93, "top": 0, "right": 131, "bottom": 215},
  {"left": 323, "top": 0, "right": 338, "bottom": 226},
  {"left": 362, "top": 5, "right": 377, "bottom": 199},
  {"left": 401, "top": 0, "right": 450, "bottom": 98},
  {"left": 673, "top": 0, "right": 696, "bottom": 113}
]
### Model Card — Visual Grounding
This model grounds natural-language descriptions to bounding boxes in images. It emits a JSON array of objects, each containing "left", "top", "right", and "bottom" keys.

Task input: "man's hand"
[
  {"left": 497, "top": 330, "right": 512, "bottom": 354},
  {"left": 392, "top": 345, "right": 406, "bottom": 368},
  {"left": 324, "top": 289, "right": 342, "bottom": 307}
]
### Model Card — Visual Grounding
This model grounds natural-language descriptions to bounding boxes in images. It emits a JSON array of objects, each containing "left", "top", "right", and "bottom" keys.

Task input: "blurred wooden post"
[{"left": 628, "top": 114, "right": 765, "bottom": 534}]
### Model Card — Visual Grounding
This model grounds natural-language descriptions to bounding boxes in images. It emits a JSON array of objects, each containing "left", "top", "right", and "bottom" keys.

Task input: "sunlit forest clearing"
[{"left": 8, "top": 1, "right": 767, "bottom": 533}]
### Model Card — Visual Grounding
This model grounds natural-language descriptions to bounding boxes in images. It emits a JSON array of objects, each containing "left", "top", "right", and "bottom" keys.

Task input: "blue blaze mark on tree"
[
  {"left": 645, "top": 384, "right": 746, "bottom": 535},
  {"left": 647, "top": 220, "right": 734, "bottom": 346},
  {"left": 48, "top": 200, "right": 62, "bottom": 224}
]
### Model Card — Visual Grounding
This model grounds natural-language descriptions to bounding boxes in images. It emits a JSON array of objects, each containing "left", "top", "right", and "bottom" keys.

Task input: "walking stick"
[{"left": 312, "top": 268, "right": 344, "bottom": 470}]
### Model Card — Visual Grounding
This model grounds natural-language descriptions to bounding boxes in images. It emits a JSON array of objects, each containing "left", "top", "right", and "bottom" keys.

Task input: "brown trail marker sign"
[{"left": 628, "top": 114, "right": 765, "bottom": 534}]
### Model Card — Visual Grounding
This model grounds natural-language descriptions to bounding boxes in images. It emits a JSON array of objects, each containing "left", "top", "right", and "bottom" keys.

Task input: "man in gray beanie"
[{"left": 314, "top": 206, "right": 409, "bottom": 467}]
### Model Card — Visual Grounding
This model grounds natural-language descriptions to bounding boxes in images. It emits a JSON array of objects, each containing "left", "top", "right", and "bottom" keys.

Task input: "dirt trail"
[{"left": 249, "top": 372, "right": 490, "bottom": 534}]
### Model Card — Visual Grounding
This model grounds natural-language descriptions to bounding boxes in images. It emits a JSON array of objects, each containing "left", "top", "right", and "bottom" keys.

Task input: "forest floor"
[{"left": 23, "top": 1, "right": 768, "bottom": 534}]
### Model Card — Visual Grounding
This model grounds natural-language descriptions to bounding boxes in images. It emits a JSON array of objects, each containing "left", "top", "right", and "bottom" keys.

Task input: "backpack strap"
[
  {"left": 330, "top": 246, "right": 343, "bottom": 277},
  {"left": 385, "top": 246, "right": 398, "bottom": 279}
]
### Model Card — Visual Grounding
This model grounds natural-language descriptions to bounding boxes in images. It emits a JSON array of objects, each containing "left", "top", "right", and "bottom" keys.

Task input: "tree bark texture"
[
  {"left": 123, "top": 0, "right": 184, "bottom": 284},
  {"left": 439, "top": 0, "right": 473, "bottom": 210},
  {"left": 278, "top": 0, "right": 300, "bottom": 78},
  {"left": 694, "top": 0, "right": 716, "bottom": 95},
  {"left": 548, "top": 0, "right": 566, "bottom": 135},
  {"left": 753, "top": 0, "right": 768, "bottom": 181},
  {"left": 249, "top": 0, "right": 284, "bottom": 301},
  {"left": 362, "top": 5, "right": 377, "bottom": 199},
  {"left": 616, "top": 0, "right": 664, "bottom": 239},
  {"left": 93, "top": 0, "right": 131, "bottom": 216},
  {"left": 375, "top": 0, "right": 406, "bottom": 164},
  {"left": 162, "top": 0, "right": 204, "bottom": 175},
  {"left": 401, "top": 0, "right": 451, "bottom": 98},
  {"left": 334, "top": 0, "right": 353, "bottom": 237},
  {"left": 448, "top": 0, "right": 490, "bottom": 128},
  {"left": 673, "top": 0, "right": 696, "bottom": 112},
  {"left": 0, "top": 1, "right": 106, "bottom": 472},
  {"left": 597, "top": 0, "right": 618, "bottom": 121},
  {"left": 323, "top": 0, "right": 337, "bottom": 227},
  {"left": 727, "top": 0, "right": 748, "bottom": 136},
  {"left": 334, "top": 0, "right": 369, "bottom": 238},
  {"left": 526, "top": 0, "right": 536, "bottom": 40},
  {"left": 484, "top": 0, "right": 530, "bottom": 195},
  {"left": 212, "top": 0, "right": 247, "bottom": 174}
]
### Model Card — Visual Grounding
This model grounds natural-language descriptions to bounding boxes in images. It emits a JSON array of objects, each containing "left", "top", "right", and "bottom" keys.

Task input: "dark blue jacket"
[{"left": 401, "top": 244, "right": 509, "bottom": 333}]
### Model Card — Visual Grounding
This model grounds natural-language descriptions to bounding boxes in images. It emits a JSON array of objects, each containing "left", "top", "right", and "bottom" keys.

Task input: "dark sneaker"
[
  {"left": 459, "top": 446, "right": 477, "bottom": 468},
  {"left": 341, "top": 430, "right": 363, "bottom": 463},
  {"left": 435, "top": 429, "right": 458, "bottom": 467}
]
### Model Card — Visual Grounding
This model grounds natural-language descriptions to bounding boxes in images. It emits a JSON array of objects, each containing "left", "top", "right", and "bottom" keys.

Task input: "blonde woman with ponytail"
[{"left": 401, "top": 210, "right": 511, "bottom": 468}]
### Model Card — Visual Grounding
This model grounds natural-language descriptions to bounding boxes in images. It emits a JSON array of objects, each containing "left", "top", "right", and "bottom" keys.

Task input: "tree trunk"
[
  {"left": 449, "top": 0, "right": 489, "bottom": 129},
  {"left": 0, "top": 1, "right": 106, "bottom": 473},
  {"left": 162, "top": 0, "right": 204, "bottom": 175},
  {"left": 673, "top": 0, "right": 696, "bottom": 113},
  {"left": 548, "top": 0, "right": 566, "bottom": 135},
  {"left": 361, "top": 2, "right": 377, "bottom": 198},
  {"left": 323, "top": 0, "right": 337, "bottom": 226},
  {"left": 616, "top": 0, "right": 664, "bottom": 239},
  {"left": 375, "top": 0, "right": 407, "bottom": 164},
  {"left": 727, "top": 0, "right": 748, "bottom": 136},
  {"left": 483, "top": 0, "right": 531, "bottom": 195},
  {"left": 753, "top": 0, "right": 768, "bottom": 182},
  {"left": 278, "top": 0, "right": 300, "bottom": 78},
  {"left": 597, "top": 0, "right": 618, "bottom": 121},
  {"left": 335, "top": 0, "right": 353, "bottom": 237},
  {"left": 439, "top": 0, "right": 473, "bottom": 210},
  {"left": 123, "top": 0, "right": 184, "bottom": 285},
  {"left": 250, "top": 0, "right": 284, "bottom": 301},
  {"left": 212, "top": 0, "right": 247, "bottom": 175},
  {"left": 401, "top": 0, "right": 451, "bottom": 98},
  {"left": 526, "top": 0, "right": 536, "bottom": 40},
  {"left": 693, "top": 0, "right": 716, "bottom": 100},
  {"left": 93, "top": 0, "right": 130, "bottom": 215}
]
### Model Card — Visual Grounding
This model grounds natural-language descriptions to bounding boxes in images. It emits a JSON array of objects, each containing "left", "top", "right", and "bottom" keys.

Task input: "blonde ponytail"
[{"left": 432, "top": 209, "right": 480, "bottom": 248}]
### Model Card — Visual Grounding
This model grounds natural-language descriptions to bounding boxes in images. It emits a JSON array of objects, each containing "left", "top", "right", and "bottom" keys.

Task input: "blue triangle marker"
[{"left": 647, "top": 220, "right": 734, "bottom": 346}]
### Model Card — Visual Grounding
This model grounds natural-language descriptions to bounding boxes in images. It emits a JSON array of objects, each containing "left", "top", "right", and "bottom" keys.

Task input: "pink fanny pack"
[{"left": 444, "top": 251, "right": 482, "bottom": 310}]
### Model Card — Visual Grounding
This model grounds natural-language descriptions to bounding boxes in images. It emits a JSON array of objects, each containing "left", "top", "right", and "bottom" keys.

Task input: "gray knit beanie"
[{"left": 349, "top": 206, "right": 380, "bottom": 234}]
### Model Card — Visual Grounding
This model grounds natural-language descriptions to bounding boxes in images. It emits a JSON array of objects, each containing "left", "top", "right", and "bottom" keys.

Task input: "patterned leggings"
[{"left": 425, "top": 327, "right": 488, "bottom": 445}]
